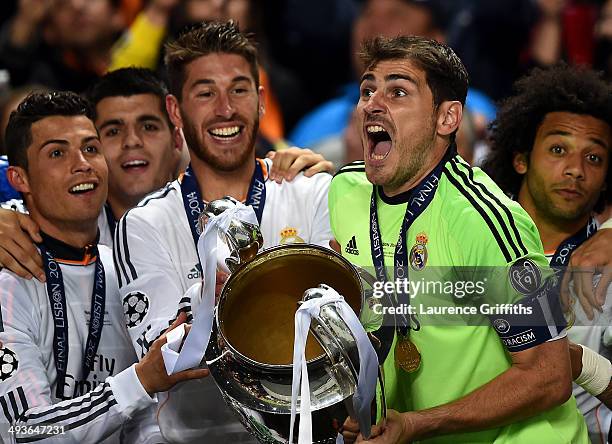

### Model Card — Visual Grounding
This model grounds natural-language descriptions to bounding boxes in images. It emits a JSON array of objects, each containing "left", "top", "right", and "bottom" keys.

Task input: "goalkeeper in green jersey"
[{"left": 330, "top": 36, "right": 588, "bottom": 443}]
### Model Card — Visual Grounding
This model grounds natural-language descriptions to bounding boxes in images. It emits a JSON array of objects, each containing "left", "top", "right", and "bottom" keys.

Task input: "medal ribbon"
[
  {"left": 180, "top": 160, "right": 266, "bottom": 247},
  {"left": 369, "top": 150, "right": 451, "bottom": 341},
  {"left": 550, "top": 218, "right": 597, "bottom": 267},
  {"left": 40, "top": 243, "right": 106, "bottom": 400},
  {"left": 289, "top": 286, "right": 378, "bottom": 444}
]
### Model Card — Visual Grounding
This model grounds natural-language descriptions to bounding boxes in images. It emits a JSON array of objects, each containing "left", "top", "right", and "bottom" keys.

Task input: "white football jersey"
[
  {"left": 0, "top": 241, "right": 161, "bottom": 443},
  {"left": 113, "top": 159, "right": 332, "bottom": 443}
]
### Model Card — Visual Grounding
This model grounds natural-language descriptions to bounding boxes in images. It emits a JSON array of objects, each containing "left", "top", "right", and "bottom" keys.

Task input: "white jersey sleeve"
[
  {"left": 113, "top": 203, "right": 192, "bottom": 359},
  {"left": 0, "top": 273, "right": 155, "bottom": 443}
]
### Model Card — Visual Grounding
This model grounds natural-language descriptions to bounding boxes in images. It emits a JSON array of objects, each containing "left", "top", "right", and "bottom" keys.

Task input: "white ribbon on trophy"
[
  {"left": 289, "top": 286, "right": 378, "bottom": 444},
  {"left": 161, "top": 202, "right": 258, "bottom": 374}
]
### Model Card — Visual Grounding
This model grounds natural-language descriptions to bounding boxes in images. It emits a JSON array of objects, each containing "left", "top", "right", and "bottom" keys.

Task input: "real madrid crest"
[
  {"left": 409, "top": 232, "right": 428, "bottom": 271},
  {"left": 279, "top": 227, "right": 305, "bottom": 244}
]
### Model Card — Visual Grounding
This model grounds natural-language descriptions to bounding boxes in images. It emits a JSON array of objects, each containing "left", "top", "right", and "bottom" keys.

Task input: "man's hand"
[
  {"left": 0, "top": 209, "right": 44, "bottom": 281},
  {"left": 135, "top": 312, "right": 209, "bottom": 395},
  {"left": 353, "top": 410, "right": 409, "bottom": 443},
  {"left": 215, "top": 269, "right": 228, "bottom": 303},
  {"left": 561, "top": 228, "right": 612, "bottom": 319},
  {"left": 267, "top": 148, "right": 334, "bottom": 183}
]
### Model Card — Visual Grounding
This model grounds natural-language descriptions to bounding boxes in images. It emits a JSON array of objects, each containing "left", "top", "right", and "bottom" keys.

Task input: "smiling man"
[
  {"left": 113, "top": 21, "right": 333, "bottom": 443},
  {"left": 88, "top": 67, "right": 185, "bottom": 231},
  {"left": 329, "top": 36, "right": 588, "bottom": 443},
  {"left": 0, "top": 91, "right": 207, "bottom": 443}
]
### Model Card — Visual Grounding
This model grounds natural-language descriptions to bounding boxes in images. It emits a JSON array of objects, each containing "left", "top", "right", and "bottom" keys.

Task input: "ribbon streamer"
[
  {"left": 289, "top": 286, "right": 378, "bottom": 444},
  {"left": 161, "top": 203, "right": 259, "bottom": 374}
]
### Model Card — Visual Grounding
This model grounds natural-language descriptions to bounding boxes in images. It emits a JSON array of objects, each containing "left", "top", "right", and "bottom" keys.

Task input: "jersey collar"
[{"left": 40, "top": 231, "right": 99, "bottom": 265}]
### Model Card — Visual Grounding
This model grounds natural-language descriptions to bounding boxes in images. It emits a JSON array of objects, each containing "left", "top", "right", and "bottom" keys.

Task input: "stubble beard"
[
  {"left": 182, "top": 113, "right": 259, "bottom": 172},
  {"left": 379, "top": 122, "right": 437, "bottom": 193}
]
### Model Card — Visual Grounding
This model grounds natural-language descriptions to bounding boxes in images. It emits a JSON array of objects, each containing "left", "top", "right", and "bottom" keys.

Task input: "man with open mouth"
[{"left": 329, "top": 36, "right": 589, "bottom": 443}]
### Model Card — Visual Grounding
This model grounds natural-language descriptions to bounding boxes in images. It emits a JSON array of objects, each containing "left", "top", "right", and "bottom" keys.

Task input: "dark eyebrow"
[
  {"left": 385, "top": 73, "right": 418, "bottom": 86},
  {"left": 82, "top": 136, "right": 100, "bottom": 145},
  {"left": 39, "top": 135, "right": 99, "bottom": 150},
  {"left": 232, "top": 75, "right": 252, "bottom": 84},
  {"left": 544, "top": 130, "right": 609, "bottom": 150},
  {"left": 360, "top": 73, "right": 375, "bottom": 84},
  {"left": 98, "top": 118, "right": 122, "bottom": 131},
  {"left": 137, "top": 114, "right": 164, "bottom": 124},
  {"left": 40, "top": 139, "right": 68, "bottom": 150}
]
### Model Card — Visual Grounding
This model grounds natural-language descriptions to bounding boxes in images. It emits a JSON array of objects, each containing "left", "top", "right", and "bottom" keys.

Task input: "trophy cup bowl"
[{"left": 206, "top": 243, "right": 365, "bottom": 444}]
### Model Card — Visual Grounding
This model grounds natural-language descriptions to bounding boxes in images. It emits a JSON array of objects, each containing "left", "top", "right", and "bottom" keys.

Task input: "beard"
[
  {"left": 181, "top": 111, "right": 259, "bottom": 172},
  {"left": 372, "top": 118, "right": 437, "bottom": 193}
]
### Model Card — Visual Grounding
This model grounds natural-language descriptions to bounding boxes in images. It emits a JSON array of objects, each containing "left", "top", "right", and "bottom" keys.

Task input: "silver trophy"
[{"left": 202, "top": 197, "right": 385, "bottom": 444}]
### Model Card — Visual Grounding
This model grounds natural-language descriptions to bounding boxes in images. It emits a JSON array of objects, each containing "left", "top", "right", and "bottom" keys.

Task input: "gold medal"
[{"left": 395, "top": 336, "right": 421, "bottom": 373}]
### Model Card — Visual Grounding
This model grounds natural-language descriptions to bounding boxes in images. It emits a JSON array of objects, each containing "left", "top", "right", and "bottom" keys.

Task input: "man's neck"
[
  {"left": 382, "top": 142, "right": 448, "bottom": 197},
  {"left": 106, "top": 194, "right": 138, "bottom": 221},
  {"left": 189, "top": 156, "right": 256, "bottom": 202},
  {"left": 33, "top": 215, "right": 98, "bottom": 249},
  {"left": 518, "top": 189, "right": 590, "bottom": 252}
]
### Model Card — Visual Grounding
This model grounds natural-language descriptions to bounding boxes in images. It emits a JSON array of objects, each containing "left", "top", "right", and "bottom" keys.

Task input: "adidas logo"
[
  {"left": 187, "top": 264, "right": 202, "bottom": 279},
  {"left": 345, "top": 236, "right": 359, "bottom": 255}
]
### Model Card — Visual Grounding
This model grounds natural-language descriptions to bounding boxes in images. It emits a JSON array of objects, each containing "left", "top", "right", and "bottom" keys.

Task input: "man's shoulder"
[
  {"left": 330, "top": 161, "right": 370, "bottom": 191},
  {"left": 123, "top": 181, "right": 181, "bottom": 224},
  {"left": 437, "top": 156, "right": 542, "bottom": 263}
]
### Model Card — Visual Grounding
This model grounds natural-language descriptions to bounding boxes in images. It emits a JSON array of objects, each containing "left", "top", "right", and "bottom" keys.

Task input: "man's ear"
[
  {"left": 258, "top": 86, "right": 265, "bottom": 118},
  {"left": 512, "top": 152, "right": 528, "bottom": 174},
  {"left": 436, "top": 101, "right": 462, "bottom": 137},
  {"left": 166, "top": 95, "right": 183, "bottom": 129},
  {"left": 7, "top": 166, "right": 30, "bottom": 194}
]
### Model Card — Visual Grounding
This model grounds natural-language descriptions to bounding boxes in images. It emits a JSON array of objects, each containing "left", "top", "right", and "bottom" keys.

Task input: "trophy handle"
[{"left": 199, "top": 197, "right": 264, "bottom": 274}]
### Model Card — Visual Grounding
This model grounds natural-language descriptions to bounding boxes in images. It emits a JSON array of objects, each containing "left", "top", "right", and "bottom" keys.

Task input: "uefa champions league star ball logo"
[
  {"left": 123, "top": 291, "right": 150, "bottom": 328},
  {"left": 0, "top": 347, "right": 18, "bottom": 381}
]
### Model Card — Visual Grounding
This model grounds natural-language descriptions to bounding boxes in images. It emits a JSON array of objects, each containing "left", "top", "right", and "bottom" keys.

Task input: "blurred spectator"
[
  {"left": 595, "top": 0, "right": 612, "bottom": 78},
  {"left": 0, "top": 84, "right": 48, "bottom": 201},
  {"left": 448, "top": 0, "right": 605, "bottom": 101},
  {"left": 289, "top": 0, "right": 496, "bottom": 167},
  {"left": 259, "top": 0, "right": 359, "bottom": 131},
  {"left": 0, "top": 0, "right": 126, "bottom": 92}
]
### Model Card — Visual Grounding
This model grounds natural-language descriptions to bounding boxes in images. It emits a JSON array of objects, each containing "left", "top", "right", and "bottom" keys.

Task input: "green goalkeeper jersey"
[{"left": 328, "top": 150, "right": 587, "bottom": 443}]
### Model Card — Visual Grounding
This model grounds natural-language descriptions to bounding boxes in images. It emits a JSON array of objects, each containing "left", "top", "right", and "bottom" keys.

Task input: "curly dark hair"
[
  {"left": 483, "top": 64, "right": 612, "bottom": 210},
  {"left": 5, "top": 91, "right": 94, "bottom": 171}
]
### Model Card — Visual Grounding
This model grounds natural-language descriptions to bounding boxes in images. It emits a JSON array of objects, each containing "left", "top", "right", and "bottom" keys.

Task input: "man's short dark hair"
[
  {"left": 360, "top": 35, "right": 469, "bottom": 107},
  {"left": 87, "top": 67, "right": 171, "bottom": 124},
  {"left": 164, "top": 20, "right": 259, "bottom": 99},
  {"left": 5, "top": 91, "right": 94, "bottom": 170},
  {"left": 482, "top": 64, "right": 612, "bottom": 209}
]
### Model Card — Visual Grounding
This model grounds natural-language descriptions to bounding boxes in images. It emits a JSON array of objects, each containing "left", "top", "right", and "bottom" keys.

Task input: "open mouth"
[
  {"left": 69, "top": 182, "right": 98, "bottom": 195},
  {"left": 366, "top": 125, "right": 392, "bottom": 160},
  {"left": 208, "top": 125, "right": 243, "bottom": 140},
  {"left": 121, "top": 159, "right": 149, "bottom": 170}
]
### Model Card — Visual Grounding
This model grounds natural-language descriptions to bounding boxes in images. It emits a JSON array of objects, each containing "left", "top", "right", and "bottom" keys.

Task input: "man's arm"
[
  {"left": 569, "top": 341, "right": 612, "bottom": 409},
  {"left": 0, "top": 208, "right": 43, "bottom": 281},
  {"left": 113, "top": 206, "right": 195, "bottom": 359},
  {"left": 562, "top": 224, "right": 612, "bottom": 318},
  {"left": 354, "top": 338, "right": 572, "bottom": 443},
  {"left": 0, "top": 275, "right": 206, "bottom": 443}
]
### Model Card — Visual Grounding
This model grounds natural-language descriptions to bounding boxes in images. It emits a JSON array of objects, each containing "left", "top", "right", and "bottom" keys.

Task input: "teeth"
[
  {"left": 122, "top": 160, "right": 148, "bottom": 167},
  {"left": 367, "top": 125, "right": 386, "bottom": 133},
  {"left": 70, "top": 183, "right": 95, "bottom": 193},
  {"left": 210, "top": 126, "right": 241, "bottom": 137}
]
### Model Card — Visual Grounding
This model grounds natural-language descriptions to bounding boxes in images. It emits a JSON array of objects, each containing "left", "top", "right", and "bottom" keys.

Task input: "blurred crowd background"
[{"left": 0, "top": 0, "right": 611, "bottom": 169}]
